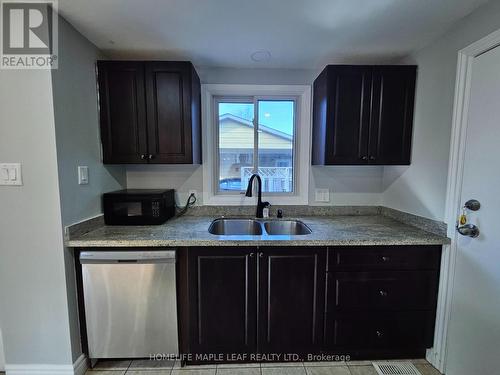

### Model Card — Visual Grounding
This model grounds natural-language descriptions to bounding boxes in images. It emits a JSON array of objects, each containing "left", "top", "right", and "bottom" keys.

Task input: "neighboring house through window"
[
  {"left": 202, "top": 84, "right": 311, "bottom": 205},
  {"left": 216, "top": 99, "right": 295, "bottom": 194}
]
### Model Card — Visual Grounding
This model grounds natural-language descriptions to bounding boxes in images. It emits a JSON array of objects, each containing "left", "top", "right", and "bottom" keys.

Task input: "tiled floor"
[{"left": 84, "top": 359, "right": 442, "bottom": 375}]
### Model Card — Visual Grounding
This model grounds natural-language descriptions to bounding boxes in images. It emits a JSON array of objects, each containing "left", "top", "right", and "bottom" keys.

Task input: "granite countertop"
[{"left": 66, "top": 215, "right": 450, "bottom": 248}]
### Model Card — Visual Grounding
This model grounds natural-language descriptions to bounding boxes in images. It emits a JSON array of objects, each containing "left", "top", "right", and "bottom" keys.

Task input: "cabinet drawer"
[
  {"left": 325, "top": 312, "right": 435, "bottom": 349},
  {"left": 327, "top": 271, "right": 439, "bottom": 311},
  {"left": 328, "top": 246, "right": 441, "bottom": 271}
]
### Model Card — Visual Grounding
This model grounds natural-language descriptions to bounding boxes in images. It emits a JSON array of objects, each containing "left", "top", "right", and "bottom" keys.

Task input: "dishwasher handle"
[{"left": 80, "top": 250, "right": 176, "bottom": 264}]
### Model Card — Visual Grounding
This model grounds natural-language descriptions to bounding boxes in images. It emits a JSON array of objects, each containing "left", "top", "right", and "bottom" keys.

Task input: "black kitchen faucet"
[{"left": 245, "top": 174, "right": 270, "bottom": 218}]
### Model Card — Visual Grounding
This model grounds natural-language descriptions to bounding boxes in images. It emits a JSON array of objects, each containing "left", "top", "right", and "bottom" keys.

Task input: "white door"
[{"left": 446, "top": 45, "right": 500, "bottom": 374}]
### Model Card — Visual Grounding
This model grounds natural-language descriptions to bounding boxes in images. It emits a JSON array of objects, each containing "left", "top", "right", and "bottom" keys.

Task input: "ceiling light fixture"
[{"left": 251, "top": 50, "right": 271, "bottom": 62}]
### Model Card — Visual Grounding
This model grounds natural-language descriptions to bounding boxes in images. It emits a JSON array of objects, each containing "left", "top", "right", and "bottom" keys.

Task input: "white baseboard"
[
  {"left": 5, "top": 354, "right": 88, "bottom": 375},
  {"left": 73, "top": 355, "right": 88, "bottom": 375}
]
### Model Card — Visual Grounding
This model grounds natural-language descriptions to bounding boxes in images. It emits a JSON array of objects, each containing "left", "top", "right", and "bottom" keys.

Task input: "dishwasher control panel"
[{"left": 80, "top": 250, "right": 176, "bottom": 263}]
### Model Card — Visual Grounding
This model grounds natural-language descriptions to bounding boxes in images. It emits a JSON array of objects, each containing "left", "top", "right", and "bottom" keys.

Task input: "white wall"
[
  {"left": 0, "top": 68, "right": 73, "bottom": 366},
  {"left": 382, "top": 0, "right": 500, "bottom": 220},
  {"left": 51, "top": 17, "right": 126, "bottom": 363},
  {"left": 52, "top": 18, "right": 125, "bottom": 226},
  {"left": 127, "top": 67, "right": 384, "bottom": 206},
  {"left": 310, "top": 166, "right": 384, "bottom": 206},
  {"left": 0, "top": 14, "right": 125, "bottom": 370}
]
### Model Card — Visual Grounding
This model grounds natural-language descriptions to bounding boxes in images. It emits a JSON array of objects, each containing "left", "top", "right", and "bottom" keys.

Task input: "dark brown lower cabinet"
[
  {"left": 186, "top": 247, "right": 257, "bottom": 356},
  {"left": 323, "top": 245, "right": 442, "bottom": 359},
  {"left": 324, "top": 311, "right": 436, "bottom": 351},
  {"left": 181, "top": 247, "right": 325, "bottom": 360},
  {"left": 178, "top": 245, "right": 441, "bottom": 363},
  {"left": 258, "top": 247, "right": 326, "bottom": 355}
]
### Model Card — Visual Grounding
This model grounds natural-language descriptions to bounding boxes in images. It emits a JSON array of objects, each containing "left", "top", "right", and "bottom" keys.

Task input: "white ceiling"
[{"left": 58, "top": 0, "right": 489, "bottom": 69}]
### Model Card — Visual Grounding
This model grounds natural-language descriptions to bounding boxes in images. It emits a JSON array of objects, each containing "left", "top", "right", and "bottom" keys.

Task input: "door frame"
[{"left": 429, "top": 28, "right": 500, "bottom": 373}]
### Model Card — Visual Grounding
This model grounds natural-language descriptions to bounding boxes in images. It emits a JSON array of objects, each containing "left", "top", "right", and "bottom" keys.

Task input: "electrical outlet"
[{"left": 315, "top": 188, "right": 330, "bottom": 202}]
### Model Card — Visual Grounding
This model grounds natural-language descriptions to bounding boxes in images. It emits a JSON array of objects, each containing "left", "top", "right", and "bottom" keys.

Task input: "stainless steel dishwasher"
[{"left": 80, "top": 250, "right": 178, "bottom": 359}]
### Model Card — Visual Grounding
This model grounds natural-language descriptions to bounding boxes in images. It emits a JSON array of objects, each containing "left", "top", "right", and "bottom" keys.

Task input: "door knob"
[
  {"left": 464, "top": 199, "right": 481, "bottom": 211},
  {"left": 457, "top": 224, "right": 480, "bottom": 238}
]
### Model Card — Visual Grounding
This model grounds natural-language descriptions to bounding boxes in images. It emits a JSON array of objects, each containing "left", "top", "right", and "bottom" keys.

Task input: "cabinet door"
[
  {"left": 258, "top": 247, "right": 326, "bottom": 355},
  {"left": 325, "top": 66, "right": 372, "bottom": 164},
  {"left": 188, "top": 247, "right": 257, "bottom": 356},
  {"left": 145, "top": 62, "right": 194, "bottom": 164},
  {"left": 97, "top": 61, "right": 148, "bottom": 163},
  {"left": 369, "top": 66, "right": 416, "bottom": 164}
]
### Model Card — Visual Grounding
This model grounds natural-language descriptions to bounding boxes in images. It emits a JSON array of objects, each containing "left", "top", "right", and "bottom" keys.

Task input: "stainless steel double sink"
[{"left": 208, "top": 218, "right": 312, "bottom": 236}]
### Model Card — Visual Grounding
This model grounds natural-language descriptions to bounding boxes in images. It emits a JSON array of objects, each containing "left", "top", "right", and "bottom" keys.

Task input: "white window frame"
[
  {"left": 214, "top": 95, "right": 298, "bottom": 196},
  {"left": 202, "top": 84, "right": 311, "bottom": 206}
]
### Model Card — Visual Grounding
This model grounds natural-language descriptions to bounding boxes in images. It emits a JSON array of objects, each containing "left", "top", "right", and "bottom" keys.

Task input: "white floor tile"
[
  {"left": 126, "top": 371, "right": 172, "bottom": 375},
  {"left": 171, "top": 369, "right": 216, "bottom": 375},
  {"left": 348, "top": 365, "right": 377, "bottom": 375},
  {"left": 93, "top": 359, "right": 131, "bottom": 370},
  {"left": 261, "top": 362, "right": 304, "bottom": 367},
  {"left": 303, "top": 362, "right": 346, "bottom": 367},
  {"left": 305, "top": 365, "right": 351, "bottom": 375},
  {"left": 217, "top": 368, "right": 261, "bottom": 375},
  {"left": 217, "top": 363, "right": 261, "bottom": 368},
  {"left": 129, "top": 359, "right": 174, "bottom": 370},
  {"left": 261, "top": 367, "right": 306, "bottom": 375}
]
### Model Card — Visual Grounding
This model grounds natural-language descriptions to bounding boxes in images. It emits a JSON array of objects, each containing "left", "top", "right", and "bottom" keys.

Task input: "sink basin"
[
  {"left": 208, "top": 218, "right": 263, "bottom": 235},
  {"left": 263, "top": 220, "right": 312, "bottom": 235}
]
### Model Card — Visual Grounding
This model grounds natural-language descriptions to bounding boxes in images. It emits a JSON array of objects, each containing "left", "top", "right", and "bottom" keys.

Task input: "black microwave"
[{"left": 103, "top": 189, "right": 175, "bottom": 225}]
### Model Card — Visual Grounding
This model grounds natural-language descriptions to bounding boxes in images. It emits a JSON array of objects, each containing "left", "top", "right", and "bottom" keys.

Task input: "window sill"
[{"left": 203, "top": 193, "right": 308, "bottom": 206}]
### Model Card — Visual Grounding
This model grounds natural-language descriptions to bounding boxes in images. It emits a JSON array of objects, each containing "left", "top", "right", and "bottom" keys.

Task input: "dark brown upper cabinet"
[
  {"left": 97, "top": 61, "right": 201, "bottom": 164},
  {"left": 312, "top": 65, "right": 416, "bottom": 165}
]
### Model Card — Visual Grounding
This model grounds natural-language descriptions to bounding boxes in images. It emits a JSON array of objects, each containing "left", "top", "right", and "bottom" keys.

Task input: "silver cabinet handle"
[
  {"left": 249, "top": 253, "right": 255, "bottom": 258},
  {"left": 148, "top": 154, "right": 154, "bottom": 160},
  {"left": 457, "top": 224, "right": 480, "bottom": 238},
  {"left": 140, "top": 154, "right": 147, "bottom": 160},
  {"left": 259, "top": 252, "right": 264, "bottom": 258},
  {"left": 379, "top": 290, "right": 388, "bottom": 297},
  {"left": 369, "top": 156, "right": 376, "bottom": 160}
]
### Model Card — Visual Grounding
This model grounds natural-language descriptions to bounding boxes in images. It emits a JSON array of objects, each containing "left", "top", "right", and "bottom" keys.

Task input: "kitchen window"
[
  {"left": 215, "top": 97, "right": 296, "bottom": 194},
  {"left": 202, "top": 84, "right": 311, "bottom": 205}
]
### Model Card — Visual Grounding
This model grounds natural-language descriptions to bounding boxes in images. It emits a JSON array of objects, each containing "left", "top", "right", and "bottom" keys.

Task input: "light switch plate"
[
  {"left": 315, "top": 188, "right": 330, "bottom": 202},
  {"left": 0, "top": 163, "right": 22, "bottom": 185},
  {"left": 78, "top": 166, "right": 89, "bottom": 185}
]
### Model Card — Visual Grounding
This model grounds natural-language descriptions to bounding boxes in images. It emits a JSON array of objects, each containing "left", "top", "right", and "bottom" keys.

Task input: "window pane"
[
  {"left": 257, "top": 100, "right": 295, "bottom": 193},
  {"left": 218, "top": 102, "right": 254, "bottom": 191}
]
